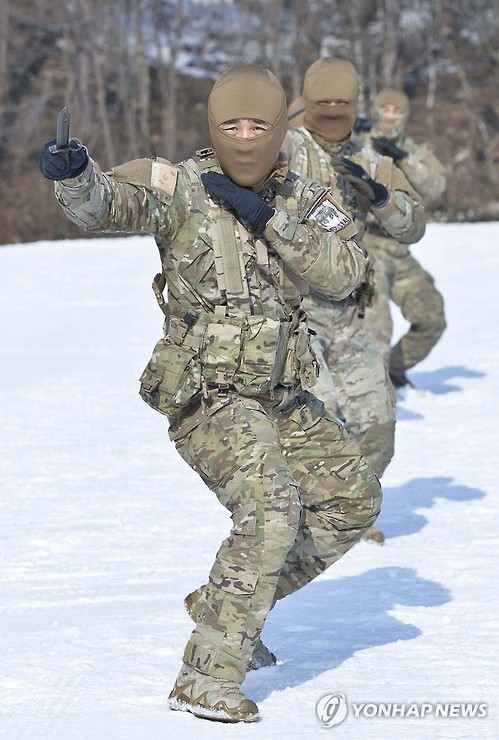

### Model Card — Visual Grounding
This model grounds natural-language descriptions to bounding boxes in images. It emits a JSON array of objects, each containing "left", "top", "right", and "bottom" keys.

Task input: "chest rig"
[
  {"left": 151, "top": 148, "right": 315, "bottom": 396},
  {"left": 289, "top": 130, "right": 377, "bottom": 318}
]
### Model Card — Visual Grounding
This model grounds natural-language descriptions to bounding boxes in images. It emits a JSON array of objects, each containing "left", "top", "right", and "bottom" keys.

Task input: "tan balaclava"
[
  {"left": 207, "top": 65, "right": 288, "bottom": 189},
  {"left": 303, "top": 58, "right": 359, "bottom": 142},
  {"left": 288, "top": 96, "right": 306, "bottom": 128},
  {"left": 374, "top": 88, "right": 410, "bottom": 140}
]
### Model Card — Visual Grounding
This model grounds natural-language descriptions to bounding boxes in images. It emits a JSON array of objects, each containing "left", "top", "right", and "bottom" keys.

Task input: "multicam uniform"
[
  {"left": 54, "top": 147, "right": 381, "bottom": 689},
  {"left": 283, "top": 126, "right": 425, "bottom": 476},
  {"left": 355, "top": 114, "right": 447, "bottom": 384}
]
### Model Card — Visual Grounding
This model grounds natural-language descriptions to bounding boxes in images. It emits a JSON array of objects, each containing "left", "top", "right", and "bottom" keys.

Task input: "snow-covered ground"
[{"left": 1, "top": 222, "right": 498, "bottom": 739}]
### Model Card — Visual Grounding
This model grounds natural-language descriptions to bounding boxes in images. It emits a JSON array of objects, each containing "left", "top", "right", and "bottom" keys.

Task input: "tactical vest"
[
  {"left": 288, "top": 128, "right": 333, "bottom": 190},
  {"left": 286, "top": 129, "right": 378, "bottom": 316},
  {"left": 112, "top": 149, "right": 319, "bottom": 416},
  {"left": 286, "top": 127, "right": 389, "bottom": 238}
]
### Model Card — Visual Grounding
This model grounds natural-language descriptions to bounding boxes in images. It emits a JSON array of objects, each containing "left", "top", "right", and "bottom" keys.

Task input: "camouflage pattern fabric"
[
  {"left": 283, "top": 127, "right": 425, "bottom": 475},
  {"left": 304, "top": 291, "right": 396, "bottom": 478},
  {"left": 53, "top": 150, "right": 381, "bottom": 685},
  {"left": 171, "top": 389, "right": 381, "bottom": 683},
  {"left": 354, "top": 129, "right": 447, "bottom": 378},
  {"left": 362, "top": 130, "right": 447, "bottom": 206},
  {"left": 362, "top": 231, "right": 446, "bottom": 378}
]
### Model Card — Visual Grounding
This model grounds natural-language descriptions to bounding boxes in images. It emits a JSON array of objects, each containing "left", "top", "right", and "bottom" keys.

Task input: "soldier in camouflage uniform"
[
  {"left": 283, "top": 58, "right": 425, "bottom": 487},
  {"left": 354, "top": 88, "right": 447, "bottom": 386},
  {"left": 40, "top": 66, "right": 381, "bottom": 724}
]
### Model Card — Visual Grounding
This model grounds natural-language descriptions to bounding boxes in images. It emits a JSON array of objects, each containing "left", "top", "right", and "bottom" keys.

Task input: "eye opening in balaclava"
[
  {"left": 207, "top": 65, "right": 288, "bottom": 189},
  {"left": 374, "top": 88, "right": 410, "bottom": 141},
  {"left": 302, "top": 57, "right": 359, "bottom": 142}
]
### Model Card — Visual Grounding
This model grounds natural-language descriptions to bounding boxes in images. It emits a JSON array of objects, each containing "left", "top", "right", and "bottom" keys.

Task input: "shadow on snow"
[
  {"left": 245, "top": 566, "right": 450, "bottom": 702},
  {"left": 375, "top": 476, "right": 485, "bottom": 540},
  {"left": 408, "top": 365, "right": 484, "bottom": 395}
]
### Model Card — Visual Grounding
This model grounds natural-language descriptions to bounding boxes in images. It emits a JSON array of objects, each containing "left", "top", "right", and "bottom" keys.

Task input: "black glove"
[
  {"left": 353, "top": 117, "right": 374, "bottom": 134},
  {"left": 331, "top": 156, "right": 389, "bottom": 207},
  {"left": 371, "top": 136, "right": 408, "bottom": 161},
  {"left": 201, "top": 172, "right": 274, "bottom": 236},
  {"left": 39, "top": 138, "right": 88, "bottom": 181}
]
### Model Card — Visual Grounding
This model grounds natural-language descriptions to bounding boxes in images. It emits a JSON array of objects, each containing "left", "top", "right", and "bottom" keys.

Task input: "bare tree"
[
  {"left": 1, "top": 0, "right": 499, "bottom": 243},
  {"left": 0, "top": 1, "right": 9, "bottom": 118}
]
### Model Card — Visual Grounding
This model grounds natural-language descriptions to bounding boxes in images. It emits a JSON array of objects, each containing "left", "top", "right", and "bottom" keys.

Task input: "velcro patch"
[
  {"left": 306, "top": 194, "right": 352, "bottom": 233},
  {"left": 151, "top": 161, "right": 178, "bottom": 197}
]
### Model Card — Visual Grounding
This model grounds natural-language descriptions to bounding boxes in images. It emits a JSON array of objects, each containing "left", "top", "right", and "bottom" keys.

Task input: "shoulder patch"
[
  {"left": 110, "top": 157, "right": 178, "bottom": 198},
  {"left": 151, "top": 161, "right": 178, "bottom": 197},
  {"left": 304, "top": 192, "right": 356, "bottom": 239}
]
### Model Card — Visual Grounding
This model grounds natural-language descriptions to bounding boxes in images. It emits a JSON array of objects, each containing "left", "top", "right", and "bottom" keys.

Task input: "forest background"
[{"left": 1, "top": 0, "right": 498, "bottom": 244}]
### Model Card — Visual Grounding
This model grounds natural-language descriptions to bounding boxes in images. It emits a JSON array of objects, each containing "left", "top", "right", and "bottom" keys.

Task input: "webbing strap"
[
  {"left": 309, "top": 145, "right": 330, "bottom": 185},
  {"left": 152, "top": 272, "right": 170, "bottom": 318},
  {"left": 298, "top": 131, "right": 332, "bottom": 186},
  {"left": 195, "top": 150, "right": 251, "bottom": 306},
  {"left": 212, "top": 214, "right": 247, "bottom": 295},
  {"left": 375, "top": 155, "right": 393, "bottom": 187}
]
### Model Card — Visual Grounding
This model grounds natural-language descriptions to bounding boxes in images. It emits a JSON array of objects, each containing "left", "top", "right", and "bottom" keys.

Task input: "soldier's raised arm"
[{"left": 40, "top": 111, "right": 182, "bottom": 238}]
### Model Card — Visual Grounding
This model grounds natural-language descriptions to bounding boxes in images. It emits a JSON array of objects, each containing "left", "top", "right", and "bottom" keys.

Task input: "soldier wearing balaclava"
[
  {"left": 40, "top": 63, "right": 381, "bottom": 724},
  {"left": 373, "top": 88, "right": 410, "bottom": 141},
  {"left": 206, "top": 65, "right": 288, "bottom": 189},
  {"left": 283, "top": 58, "right": 426, "bottom": 543},
  {"left": 287, "top": 95, "right": 306, "bottom": 128},
  {"left": 302, "top": 57, "right": 360, "bottom": 143},
  {"left": 352, "top": 85, "right": 447, "bottom": 390}
]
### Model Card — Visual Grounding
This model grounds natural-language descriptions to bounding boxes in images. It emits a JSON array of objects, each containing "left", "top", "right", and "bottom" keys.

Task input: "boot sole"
[{"left": 169, "top": 696, "right": 259, "bottom": 723}]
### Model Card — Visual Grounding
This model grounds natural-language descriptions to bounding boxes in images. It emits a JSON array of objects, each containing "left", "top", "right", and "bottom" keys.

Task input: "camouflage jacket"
[
  {"left": 283, "top": 127, "right": 426, "bottom": 245},
  {"left": 54, "top": 149, "right": 369, "bottom": 414},
  {"left": 354, "top": 126, "right": 447, "bottom": 205}
]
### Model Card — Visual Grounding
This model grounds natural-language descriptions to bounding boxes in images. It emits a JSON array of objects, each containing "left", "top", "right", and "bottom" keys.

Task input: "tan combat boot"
[
  {"left": 362, "top": 526, "right": 385, "bottom": 544},
  {"left": 168, "top": 663, "right": 259, "bottom": 723},
  {"left": 185, "top": 586, "right": 277, "bottom": 670}
]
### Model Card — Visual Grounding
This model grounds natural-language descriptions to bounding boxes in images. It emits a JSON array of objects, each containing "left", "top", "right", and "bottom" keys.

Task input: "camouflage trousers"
[
  {"left": 169, "top": 389, "right": 381, "bottom": 684},
  {"left": 363, "top": 234, "right": 446, "bottom": 380},
  {"left": 302, "top": 292, "right": 396, "bottom": 479}
]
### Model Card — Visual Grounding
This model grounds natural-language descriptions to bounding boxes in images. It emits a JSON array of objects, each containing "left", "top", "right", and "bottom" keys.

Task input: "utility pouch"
[
  {"left": 289, "top": 322, "right": 320, "bottom": 391},
  {"left": 199, "top": 322, "right": 243, "bottom": 388},
  {"left": 356, "top": 265, "right": 376, "bottom": 318},
  {"left": 139, "top": 338, "right": 201, "bottom": 417},
  {"left": 237, "top": 316, "right": 290, "bottom": 391}
]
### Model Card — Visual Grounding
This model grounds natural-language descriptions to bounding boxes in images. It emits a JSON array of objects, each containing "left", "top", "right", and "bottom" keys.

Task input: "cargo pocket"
[
  {"left": 288, "top": 391, "right": 327, "bottom": 432},
  {"left": 139, "top": 338, "right": 201, "bottom": 417},
  {"left": 209, "top": 502, "right": 262, "bottom": 595}
]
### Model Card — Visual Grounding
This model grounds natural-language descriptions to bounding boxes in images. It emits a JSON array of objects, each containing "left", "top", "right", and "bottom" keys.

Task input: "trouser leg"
[
  {"left": 364, "top": 251, "right": 395, "bottom": 366},
  {"left": 389, "top": 254, "right": 446, "bottom": 376},
  {"left": 310, "top": 334, "right": 340, "bottom": 420},
  {"left": 273, "top": 392, "right": 382, "bottom": 602},
  {"left": 329, "top": 334, "right": 396, "bottom": 478},
  {"left": 304, "top": 297, "right": 396, "bottom": 478},
  {"left": 171, "top": 395, "right": 301, "bottom": 683}
]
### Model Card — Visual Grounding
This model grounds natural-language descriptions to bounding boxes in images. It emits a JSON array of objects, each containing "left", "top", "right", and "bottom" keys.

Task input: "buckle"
[{"left": 196, "top": 147, "right": 215, "bottom": 159}]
